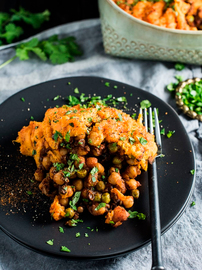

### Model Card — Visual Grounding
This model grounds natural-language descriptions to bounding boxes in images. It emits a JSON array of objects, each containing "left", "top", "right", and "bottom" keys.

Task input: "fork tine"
[
  {"left": 148, "top": 107, "right": 153, "bottom": 135},
  {"left": 139, "top": 108, "right": 143, "bottom": 124},
  {"left": 144, "top": 108, "right": 148, "bottom": 132},
  {"left": 154, "top": 108, "right": 162, "bottom": 155}
]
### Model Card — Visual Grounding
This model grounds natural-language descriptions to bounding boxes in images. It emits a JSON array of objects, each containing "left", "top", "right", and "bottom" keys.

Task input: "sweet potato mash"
[
  {"left": 113, "top": 0, "right": 202, "bottom": 30},
  {"left": 15, "top": 103, "right": 157, "bottom": 227}
]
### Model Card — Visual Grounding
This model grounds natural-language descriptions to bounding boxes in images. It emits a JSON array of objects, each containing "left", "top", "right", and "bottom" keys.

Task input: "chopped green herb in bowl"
[{"left": 175, "top": 78, "right": 202, "bottom": 121}]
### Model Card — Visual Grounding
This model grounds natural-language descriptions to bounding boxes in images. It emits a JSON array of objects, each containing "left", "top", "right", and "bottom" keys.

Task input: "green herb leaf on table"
[{"left": 0, "top": 35, "right": 82, "bottom": 69}]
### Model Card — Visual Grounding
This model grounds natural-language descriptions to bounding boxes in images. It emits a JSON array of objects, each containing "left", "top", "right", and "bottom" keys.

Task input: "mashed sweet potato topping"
[
  {"left": 15, "top": 104, "right": 157, "bottom": 227},
  {"left": 113, "top": 0, "right": 202, "bottom": 30}
]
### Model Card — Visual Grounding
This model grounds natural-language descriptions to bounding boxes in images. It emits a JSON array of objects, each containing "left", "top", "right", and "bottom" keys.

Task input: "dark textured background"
[{"left": 0, "top": 0, "right": 99, "bottom": 36}]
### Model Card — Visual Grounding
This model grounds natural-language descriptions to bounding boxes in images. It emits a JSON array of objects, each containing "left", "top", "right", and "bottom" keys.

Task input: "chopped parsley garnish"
[
  {"left": 160, "top": 128, "right": 165, "bottom": 135},
  {"left": 139, "top": 137, "right": 147, "bottom": 145},
  {"left": 119, "top": 137, "right": 126, "bottom": 141},
  {"left": 53, "top": 95, "right": 60, "bottom": 100},
  {"left": 59, "top": 226, "right": 64, "bottom": 233},
  {"left": 105, "top": 82, "right": 110, "bottom": 87},
  {"left": 118, "top": 112, "right": 122, "bottom": 121},
  {"left": 53, "top": 162, "right": 65, "bottom": 171},
  {"left": 116, "top": 96, "right": 127, "bottom": 102},
  {"left": 26, "top": 191, "right": 32, "bottom": 195},
  {"left": 128, "top": 210, "right": 146, "bottom": 220},
  {"left": 131, "top": 113, "right": 136, "bottom": 119},
  {"left": 67, "top": 95, "right": 80, "bottom": 106},
  {"left": 166, "top": 130, "right": 175, "bottom": 138},
  {"left": 190, "top": 201, "right": 195, "bottom": 207},
  {"left": 46, "top": 239, "right": 54, "bottom": 246},
  {"left": 21, "top": 97, "right": 25, "bottom": 102},
  {"left": 109, "top": 221, "right": 115, "bottom": 224},
  {"left": 129, "top": 137, "right": 135, "bottom": 145},
  {"left": 53, "top": 130, "right": 62, "bottom": 141},
  {"left": 69, "top": 191, "right": 81, "bottom": 211},
  {"left": 76, "top": 232, "right": 81, "bottom": 237},
  {"left": 190, "top": 169, "right": 195, "bottom": 175},
  {"left": 95, "top": 202, "right": 106, "bottom": 211},
  {"left": 32, "top": 150, "right": 36, "bottom": 156},
  {"left": 78, "top": 163, "right": 84, "bottom": 169},
  {"left": 177, "top": 80, "right": 202, "bottom": 115},
  {"left": 140, "top": 100, "right": 151, "bottom": 109},
  {"left": 60, "top": 246, "right": 71, "bottom": 252},
  {"left": 85, "top": 233, "right": 89, "bottom": 237},
  {"left": 65, "top": 131, "right": 71, "bottom": 142},
  {"left": 175, "top": 63, "right": 185, "bottom": 71},
  {"left": 74, "top": 87, "right": 79, "bottom": 94}
]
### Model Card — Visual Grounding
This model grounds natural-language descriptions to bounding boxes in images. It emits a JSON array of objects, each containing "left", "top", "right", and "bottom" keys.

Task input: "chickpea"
[
  {"left": 126, "top": 179, "right": 140, "bottom": 190},
  {"left": 126, "top": 158, "right": 136, "bottom": 165},
  {"left": 131, "top": 189, "right": 140, "bottom": 199},
  {"left": 74, "top": 156, "right": 85, "bottom": 168},
  {"left": 96, "top": 163, "right": 105, "bottom": 175},
  {"left": 77, "top": 147, "right": 89, "bottom": 156},
  {"left": 59, "top": 148, "right": 68, "bottom": 156},
  {"left": 59, "top": 197, "right": 69, "bottom": 207},
  {"left": 126, "top": 166, "right": 141, "bottom": 179},
  {"left": 42, "top": 156, "right": 52, "bottom": 170},
  {"left": 72, "top": 179, "right": 83, "bottom": 191},
  {"left": 112, "top": 156, "right": 123, "bottom": 165},
  {"left": 86, "top": 157, "right": 98, "bottom": 168},
  {"left": 108, "top": 167, "right": 118, "bottom": 174},
  {"left": 77, "top": 169, "right": 87, "bottom": 179},
  {"left": 122, "top": 196, "right": 134, "bottom": 208},
  {"left": 77, "top": 206, "right": 84, "bottom": 213},
  {"left": 96, "top": 181, "right": 105, "bottom": 192},
  {"left": 34, "top": 169, "right": 44, "bottom": 182},
  {"left": 49, "top": 166, "right": 56, "bottom": 180},
  {"left": 108, "top": 142, "right": 118, "bottom": 153},
  {"left": 81, "top": 188, "right": 88, "bottom": 199},
  {"left": 102, "top": 193, "right": 111, "bottom": 204},
  {"left": 53, "top": 171, "right": 65, "bottom": 185},
  {"left": 65, "top": 208, "right": 75, "bottom": 219}
]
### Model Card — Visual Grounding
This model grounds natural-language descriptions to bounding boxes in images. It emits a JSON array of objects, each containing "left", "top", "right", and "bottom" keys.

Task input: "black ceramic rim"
[{"left": 0, "top": 76, "right": 195, "bottom": 260}]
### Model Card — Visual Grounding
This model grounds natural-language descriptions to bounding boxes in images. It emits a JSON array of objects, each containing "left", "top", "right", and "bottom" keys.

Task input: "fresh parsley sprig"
[
  {"left": 0, "top": 7, "right": 50, "bottom": 45},
  {"left": 0, "top": 35, "right": 82, "bottom": 68}
]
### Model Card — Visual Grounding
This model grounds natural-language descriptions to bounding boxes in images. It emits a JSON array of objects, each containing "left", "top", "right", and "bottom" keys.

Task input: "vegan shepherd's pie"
[{"left": 15, "top": 104, "right": 157, "bottom": 227}]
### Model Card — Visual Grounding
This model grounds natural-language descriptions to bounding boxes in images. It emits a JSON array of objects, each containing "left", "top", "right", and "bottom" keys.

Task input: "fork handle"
[{"left": 148, "top": 160, "right": 165, "bottom": 270}]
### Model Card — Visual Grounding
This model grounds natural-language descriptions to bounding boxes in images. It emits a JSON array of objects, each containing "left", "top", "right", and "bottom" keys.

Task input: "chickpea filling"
[{"left": 15, "top": 104, "right": 157, "bottom": 227}]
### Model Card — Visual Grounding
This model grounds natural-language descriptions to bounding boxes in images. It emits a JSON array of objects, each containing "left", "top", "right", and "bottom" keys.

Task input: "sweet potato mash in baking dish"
[
  {"left": 113, "top": 0, "right": 202, "bottom": 30},
  {"left": 15, "top": 103, "right": 157, "bottom": 227}
]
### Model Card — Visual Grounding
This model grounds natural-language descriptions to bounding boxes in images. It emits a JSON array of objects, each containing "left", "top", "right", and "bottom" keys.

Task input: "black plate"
[{"left": 0, "top": 76, "right": 195, "bottom": 260}]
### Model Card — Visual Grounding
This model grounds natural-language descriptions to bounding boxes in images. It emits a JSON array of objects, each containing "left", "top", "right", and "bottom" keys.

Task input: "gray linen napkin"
[{"left": 0, "top": 19, "right": 202, "bottom": 270}]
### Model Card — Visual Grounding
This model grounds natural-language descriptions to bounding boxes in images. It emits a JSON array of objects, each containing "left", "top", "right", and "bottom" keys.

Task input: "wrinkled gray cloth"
[{"left": 0, "top": 19, "right": 202, "bottom": 270}]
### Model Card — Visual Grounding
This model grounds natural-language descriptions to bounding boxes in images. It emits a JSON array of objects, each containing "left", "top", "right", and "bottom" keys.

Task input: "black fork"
[{"left": 140, "top": 107, "right": 165, "bottom": 270}]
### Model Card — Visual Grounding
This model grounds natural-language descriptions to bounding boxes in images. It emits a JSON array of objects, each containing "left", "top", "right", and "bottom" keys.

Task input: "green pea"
[
  {"left": 65, "top": 207, "right": 75, "bottom": 219},
  {"left": 96, "top": 181, "right": 105, "bottom": 192},
  {"left": 131, "top": 189, "right": 140, "bottom": 199},
  {"left": 77, "top": 169, "right": 87, "bottom": 179},
  {"left": 101, "top": 193, "right": 110, "bottom": 204},
  {"left": 108, "top": 143, "right": 118, "bottom": 153}
]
